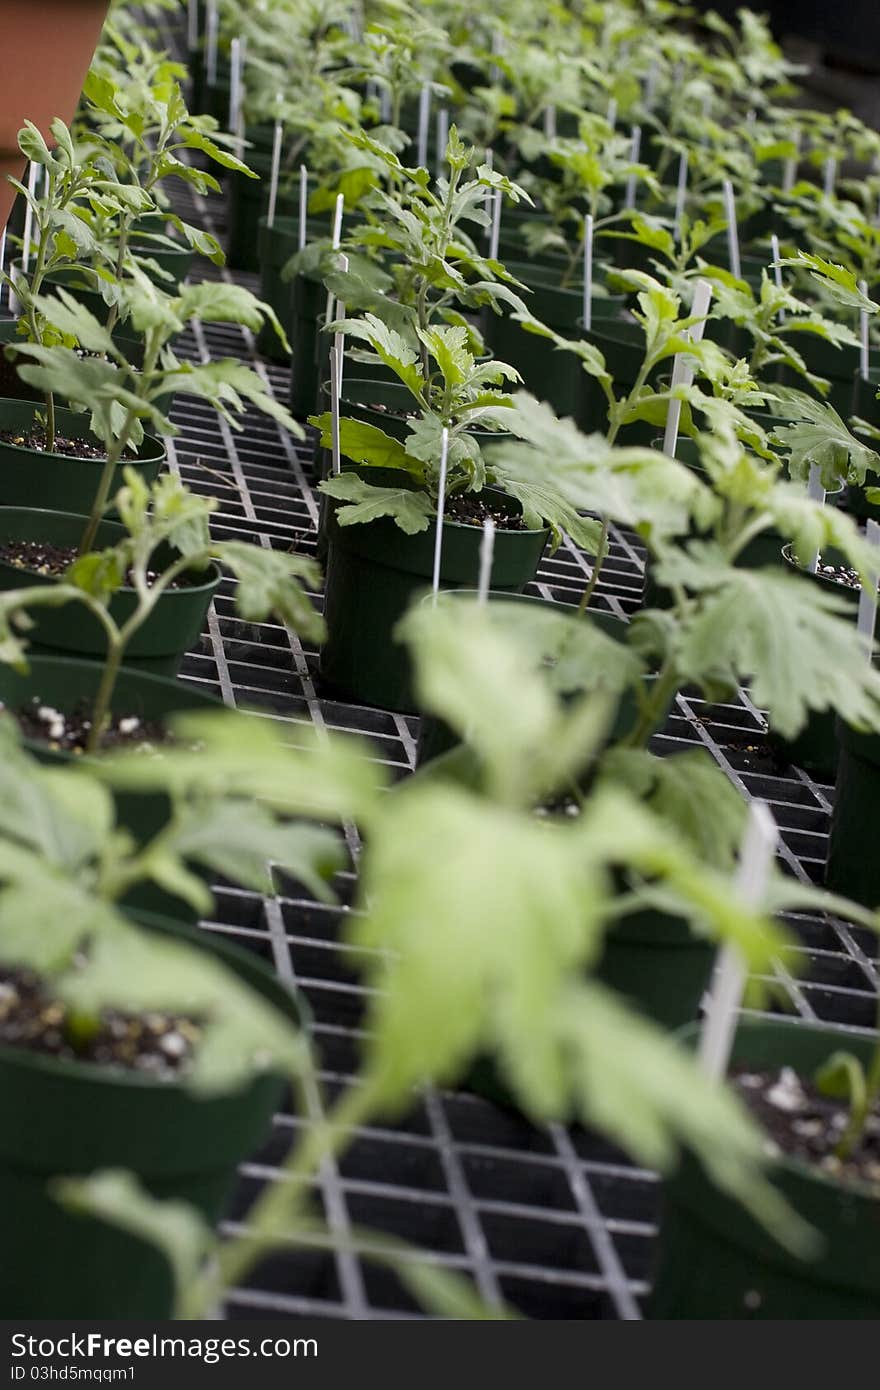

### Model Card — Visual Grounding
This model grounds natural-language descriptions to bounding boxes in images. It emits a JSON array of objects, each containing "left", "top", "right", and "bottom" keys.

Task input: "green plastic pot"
[
  {"left": 481, "top": 287, "right": 626, "bottom": 425},
  {"left": 825, "top": 721, "right": 880, "bottom": 907},
  {"left": 698, "top": 243, "right": 772, "bottom": 292},
  {"left": 0, "top": 652, "right": 220, "bottom": 821},
  {"left": 0, "top": 508, "right": 221, "bottom": 677},
  {"left": 496, "top": 221, "right": 557, "bottom": 268},
  {"left": 256, "top": 205, "right": 335, "bottom": 364},
  {"left": 314, "top": 380, "right": 520, "bottom": 561},
  {"left": 320, "top": 493, "right": 549, "bottom": 714},
  {"left": 844, "top": 373, "right": 880, "bottom": 522},
  {"left": 0, "top": 399, "right": 165, "bottom": 513},
  {"left": 0, "top": 910, "right": 297, "bottom": 1318},
  {"left": 502, "top": 261, "right": 625, "bottom": 325},
  {"left": 335, "top": 377, "right": 518, "bottom": 449},
  {"left": 289, "top": 271, "right": 326, "bottom": 420},
  {"left": 42, "top": 267, "right": 164, "bottom": 374},
  {"left": 0, "top": 317, "right": 37, "bottom": 401},
  {"left": 850, "top": 367, "right": 880, "bottom": 424},
  {"left": 189, "top": 46, "right": 229, "bottom": 122},
  {"left": 227, "top": 151, "right": 299, "bottom": 272},
  {"left": 336, "top": 376, "right": 415, "bottom": 443},
  {"left": 767, "top": 544, "right": 860, "bottom": 780},
  {"left": 651, "top": 1017, "right": 880, "bottom": 1319},
  {"left": 49, "top": 217, "right": 194, "bottom": 296},
  {"left": 841, "top": 482, "right": 880, "bottom": 524},
  {"left": 1, "top": 294, "right": 166, "bottom": 411},
  {"left": 496, "top": 228, "right": 584, "bottom": 273},
  {"left": 775, "top": 339, "right": 873, "bottom": 415},
  {"left": 311, "top": 381, "right": 401, "bottom": 554},
  {"left": 2, "top": 291, "right": 154, "bottom": 407},
  {"left": 257, "top": 215, "right": 298, "bottom": 361},
  {"left": 604, "top": 230, "right": 661, "bottom": 276},
  {"left": 0, "top": 653, "right": 221, "bottom": 920},
  {"left": 579, "top": 319, "right": 654, "bottom": 437},
  {"left": 315, "top": 377, "right": 515, "bottom": 487},
  {"left": 597, "top": 904, "right": 716, "bottom": 1031}
]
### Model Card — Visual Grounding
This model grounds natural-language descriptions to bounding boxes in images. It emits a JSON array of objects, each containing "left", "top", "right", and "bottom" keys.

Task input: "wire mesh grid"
[{"left": 149, "top": 172, "right": 880, "bottom": 1322}]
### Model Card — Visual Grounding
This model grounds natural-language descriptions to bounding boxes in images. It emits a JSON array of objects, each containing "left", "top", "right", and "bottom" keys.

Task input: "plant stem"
[
  {"left": 577, "top": 517, "right": 608, "bottom": 613},
  {"left": 24, "top": 180, "right": 56, "bottom": 450},
  {"left": 621, "top": 660, "right": 681, "bottom": 748},
  {"left": 210, "top": 1069, "right": 385, "bottom": 1304},
  {"left": 77, "top": 426, "right": 129, "bottom": 557},
  {"left": 838, "top": 1023, "right": 880, "bottom": 1161},
  {"left": 83, "top": 549, "right": 198, "bottom": 747},
  {"left": 85, "top": 634, "right": 125, "bottom": 754},
  {"left": 607, "top": 358, "right": 652, "bottom": 447},
  {"left": 77, "top": 314, "right": 162, "bottom": 556},
  {"left": 416, "top": 278, "right": 431, "bottom": 379},
  {"left": 103, "top": 221, "right": 131, "bottom": 339},
  {"left": 726, "top": 512, "right": 774, "bottom": 563}
]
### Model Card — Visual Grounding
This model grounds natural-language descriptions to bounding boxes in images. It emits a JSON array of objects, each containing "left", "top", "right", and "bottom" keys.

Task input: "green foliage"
[
  {"left": 708, "top": 268, "right": 860, "bottom": 394},
  {"left": 0, "top": 718, "right": 345, "bottom": 1093},
  {"left": 777, "top": 252, "right": 877, "bottom": 317},
  {"left": 310, "top": 416, "right": 423, "bottom": 475},
  {"left": 600, "top": 747, "right": 746, "bottom": 872},
  {"left": 814, "top": 1048, "right": 880, "bottom": 1162},
  {"left": 652, "top": 542, "right": 880, "bottom": 738},
  {"left": 215, "top": 541, "right": 324, "bottom": 643},
  {"left": 18, "top": 0, "right": 880, "bottom": 1320},
  {"left": 93, "top": 708, "right": 385, "bottom": 827},
  {"left": 320, "top": 473, "right": 435, "bottom": 533},
  {"left": 767, "top": 388, "right": 880, "bottom": 489},
  {"left": 398, "top": 597, "right": 620, "bottom": 807},
  {"left": 483, "top": 394, "right": 717, "bottom": 542},
  {"left": 348, "top": 771, "right": 806, "bottom": 1248},
  {"left": 0, "top": 470, "right": 324, "bottom": 744}
]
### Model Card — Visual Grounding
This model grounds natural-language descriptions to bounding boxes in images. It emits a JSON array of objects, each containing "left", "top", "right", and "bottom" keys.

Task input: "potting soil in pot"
[
  {"left": 4, "top": 697, "right": 173, "bottom": 754},
  {"left": 0, "top": 964, "right": 201, "bottom": 1076},
  {"left": 0, "top": 537, "right": 199, "bottom": 589},
  {"left": 734, "top": 1065, "right": 880, "bottom": 1189},
  {"left": 0, "top": 428, "right": 121, "bottom": 460}
]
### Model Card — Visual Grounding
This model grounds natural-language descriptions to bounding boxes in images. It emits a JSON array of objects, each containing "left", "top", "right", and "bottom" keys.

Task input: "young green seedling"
[
  {"left": 0, "top": 119, "right": 145, "bottom": 451},
  {"left": 310, "top": 313, "right": 599, "bottom": 552},
  {"left": 13, "top": 269, "right": 299, "bottom": 556},
  {"left": 0, "top": 469, "right": 323, "bottom": 752},
  {"left": 815, "top": 1044, "right": 880, "bottom": 1162}
]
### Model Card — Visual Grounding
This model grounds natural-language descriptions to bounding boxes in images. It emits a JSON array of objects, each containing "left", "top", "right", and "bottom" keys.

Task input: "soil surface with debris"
[
  {"left": 815, "top": 560, "right": 862, "bottom": 591},
  {"left": 362, "top": 401, "right": 414, "bottom": 421},
  {"left": 783, "top": 545, "right": 862, "bottom": 591},
  {"left": 445, "top": 493, "right": 526, "bottom": 530},
  {"left": 0, "top": 538, "right": 197, "bottom": 589},
  {"left": 735, "top": 1065, "right": 880, "bottom": 1190},
  {"left": 0, "top": 963, "right": 200, "bottom": 1077},
  {"left": 0, "top": 429, "right": 113, "bottom": 461},
  {"left": 7, "top": 697, "right": 171, "bottom": 754}
]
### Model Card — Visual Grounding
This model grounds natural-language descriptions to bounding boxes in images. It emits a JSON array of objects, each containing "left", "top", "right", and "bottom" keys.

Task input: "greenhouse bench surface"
[{"left": 130, "top": 169, "right": 879, "bottom": 1322}]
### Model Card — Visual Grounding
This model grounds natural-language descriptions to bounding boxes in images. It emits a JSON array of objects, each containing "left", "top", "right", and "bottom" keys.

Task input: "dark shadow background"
[{"left": 696, "top": 2, "right": 880, "bottom": 73}]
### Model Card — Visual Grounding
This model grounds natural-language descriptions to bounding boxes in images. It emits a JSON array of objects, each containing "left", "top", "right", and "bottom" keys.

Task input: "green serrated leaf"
[{"left": 319, "top": 473, "right": 434, "bottom": 534}]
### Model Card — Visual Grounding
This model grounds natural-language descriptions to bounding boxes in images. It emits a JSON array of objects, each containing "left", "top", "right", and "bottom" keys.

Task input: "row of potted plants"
[
  {"left": 0, "top": 0, "right": 877, "bottom": 1321},
  {"left": 182, "top": 0, "right": 880, "bottom": 1317}
]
